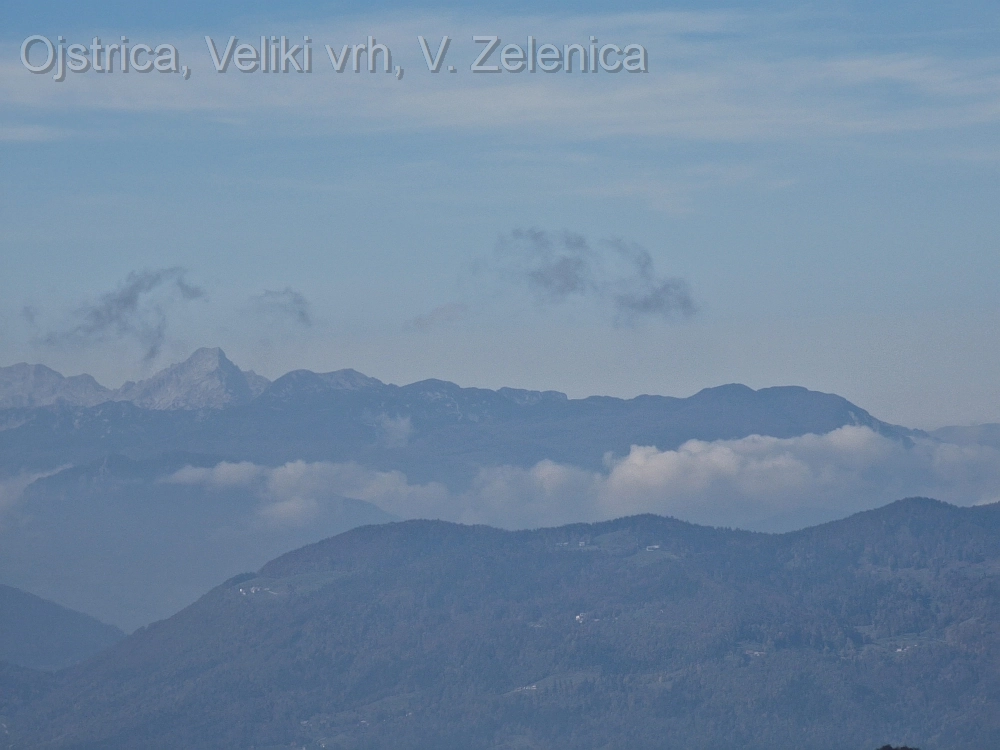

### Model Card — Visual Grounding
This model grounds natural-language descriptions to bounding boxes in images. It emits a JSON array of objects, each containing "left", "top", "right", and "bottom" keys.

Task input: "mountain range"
[
  {"left": 0, "top": 347, "right": 932, "bottom": 630},
  {"left": 1, "top": 348, "right": 994, "bottom": 631},
  {"left": 0, "top": 348, "right": 269, "bottom": 411},
  {"left": 3, "top": 498, "right": 995, "bottom": 749},
  {"left": 0, "top": 347, "right": 916, "bottom": 481},
  {"left": 0, "top": 350, "right": 996, "bottom": 748}
]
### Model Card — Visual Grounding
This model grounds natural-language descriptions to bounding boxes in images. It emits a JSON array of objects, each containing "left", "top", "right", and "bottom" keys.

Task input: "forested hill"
[
  {"left": 10, "top": 498, "right": 1000, "bottom": 749},
  {"left": 0, "top": 585, "right": 124, "bottom": 671}
]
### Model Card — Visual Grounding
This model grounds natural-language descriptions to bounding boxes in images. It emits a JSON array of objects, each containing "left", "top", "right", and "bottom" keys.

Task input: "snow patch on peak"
[
  {"left": 316, "top": 369, "right": 383, "bottom": 391},
  {"left": 243, "top": 370, "right": 271, "bottom": 398},
  {"left": 0, "top": 363, "right": 112, "bottom": 409},
  {"left": 114, "top": 348, "right": 255, "bottom": 410}
]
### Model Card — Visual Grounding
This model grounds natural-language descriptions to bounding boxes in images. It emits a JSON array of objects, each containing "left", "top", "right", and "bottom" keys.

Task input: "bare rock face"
[
  {"left": 113, "top": 348, "right": 262, "bottom": 410},
  {"left": 0, "top": 350, "right": 274, "bottom": 412},
  {"left": 0, "top": 364, "right": 112, "bottom": 409},
  {"left": 242, "top": 370, "right": 271, "bottom": 398}
]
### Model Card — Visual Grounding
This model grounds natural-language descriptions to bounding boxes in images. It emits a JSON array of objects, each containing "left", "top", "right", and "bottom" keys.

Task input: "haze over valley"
[
  {"left": 2, "top": 348, "right": 999, "bottom": 632},
  {"left": 4, "top": 2, "right": 1000, "bottom": 744}
]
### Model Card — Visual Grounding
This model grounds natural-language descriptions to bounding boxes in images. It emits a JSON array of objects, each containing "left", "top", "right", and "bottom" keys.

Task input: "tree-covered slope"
[
  {"left": 0, "top": 585, "right": 123, "bottom": 671},
  {"left": 11, "top": 499, "right": 997, "bottom": 749}
]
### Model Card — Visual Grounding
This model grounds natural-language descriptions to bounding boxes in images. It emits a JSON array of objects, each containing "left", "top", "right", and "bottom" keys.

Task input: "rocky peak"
[
  {"left": 0, "top": 363, "right": 112, "bottom": 409},
  {"left": 114, "top": 348, "right": 259, "bottom": 410}
]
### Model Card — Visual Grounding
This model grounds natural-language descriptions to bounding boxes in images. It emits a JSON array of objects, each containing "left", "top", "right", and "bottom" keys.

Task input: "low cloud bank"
[
  {"left": 166, "top": 426, "right": 1000, "bottom": 532},
  {"left": 0, "top": 468, "right": 65, "bottom": 529}
]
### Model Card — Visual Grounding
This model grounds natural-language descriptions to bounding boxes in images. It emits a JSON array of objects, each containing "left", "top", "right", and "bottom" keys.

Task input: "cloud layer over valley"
[{"left": 167, "top": 426, "right": 1000, "bottom": 532}]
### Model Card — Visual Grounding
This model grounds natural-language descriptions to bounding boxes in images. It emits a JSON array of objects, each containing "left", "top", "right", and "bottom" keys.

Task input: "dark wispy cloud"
[
  {"left": 499, "top": 229, "right": 597, "bottom": 302},
  {"left": 492, "top": 229, "right": 696, "bottom": 324},
  {"left": 251, "top": 288, "right": 313, "bottom": 327},
  {"left": 605, "top": 239, "right": 697, "bottom": 322},
  {"left": 42, "top": 268, "right": 205, "bottom": 362}
]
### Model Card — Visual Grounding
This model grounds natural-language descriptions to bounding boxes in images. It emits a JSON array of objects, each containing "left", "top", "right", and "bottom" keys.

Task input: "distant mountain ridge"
[
  {"left": 0, "top": 349, "right": 932, "bottom": 632},
  {"left": 0, "top": 369, "right": 915, "bottom": 485},
  {"left": 0, "top": 363, "right": 112, "bottom": 409},
  {"left": 8, "top": 498, "right": 1000, "bottom": 749},
  {"left": 0, "top": 348, "right": 269, "bottom": 411},
  {"left": 0, "top": 349, "right": 905, "bottom": 430},
  {"left": 0, "top": 348, "right": 579, "bottom": 415},
  {"left": 932, "top": 423, "right": 1000, "bottom": 450},
  {"left": 0, "top": 347, "right": 919, "bottom": 485}
]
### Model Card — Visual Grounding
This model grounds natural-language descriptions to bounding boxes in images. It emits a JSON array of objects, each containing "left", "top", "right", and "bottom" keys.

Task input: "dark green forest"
[{"left": 4, "top": 498, "right": 999, "bottom": 748}]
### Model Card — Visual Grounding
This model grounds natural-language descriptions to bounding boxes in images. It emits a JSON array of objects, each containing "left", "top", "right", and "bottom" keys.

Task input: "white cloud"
[
  {"left": 0, "top": 468, "right": 65, "bottom": 525},
  {"left": 165, "top": 459, "right": 451, "bottom": 526},
  {"left": 164, "top": 427, "right": 1000, "bottom": 533},
  {"left": 377, "top": 415, "right": 413, "bottom": 448},
  {"left": 168, "top": 460, "right": 263, "bottom": 487}
]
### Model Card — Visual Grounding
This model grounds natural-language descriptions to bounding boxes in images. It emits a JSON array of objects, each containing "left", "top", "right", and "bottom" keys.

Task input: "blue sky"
[{"left": 1, "top": 1, "right": 999, "bottom": 427}]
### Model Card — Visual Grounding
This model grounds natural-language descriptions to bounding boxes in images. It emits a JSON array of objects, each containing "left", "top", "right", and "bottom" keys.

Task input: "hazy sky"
[{"left": 2, "top": 1, "right": 999, "bottom": 429}]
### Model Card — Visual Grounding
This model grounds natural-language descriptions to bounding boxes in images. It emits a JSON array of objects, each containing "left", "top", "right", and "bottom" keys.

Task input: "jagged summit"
[
  {"left": 0, "top": 349, "right": 274, "bottom": 411},
  {"left": 114, "top": 347, "right": 260, "bottom": 410},
  {"left": 0, "top": 363, "right": 112, "bottom": 409},
  {"left": 0, "top": 350, "right": 910, "bottom": 448}
]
